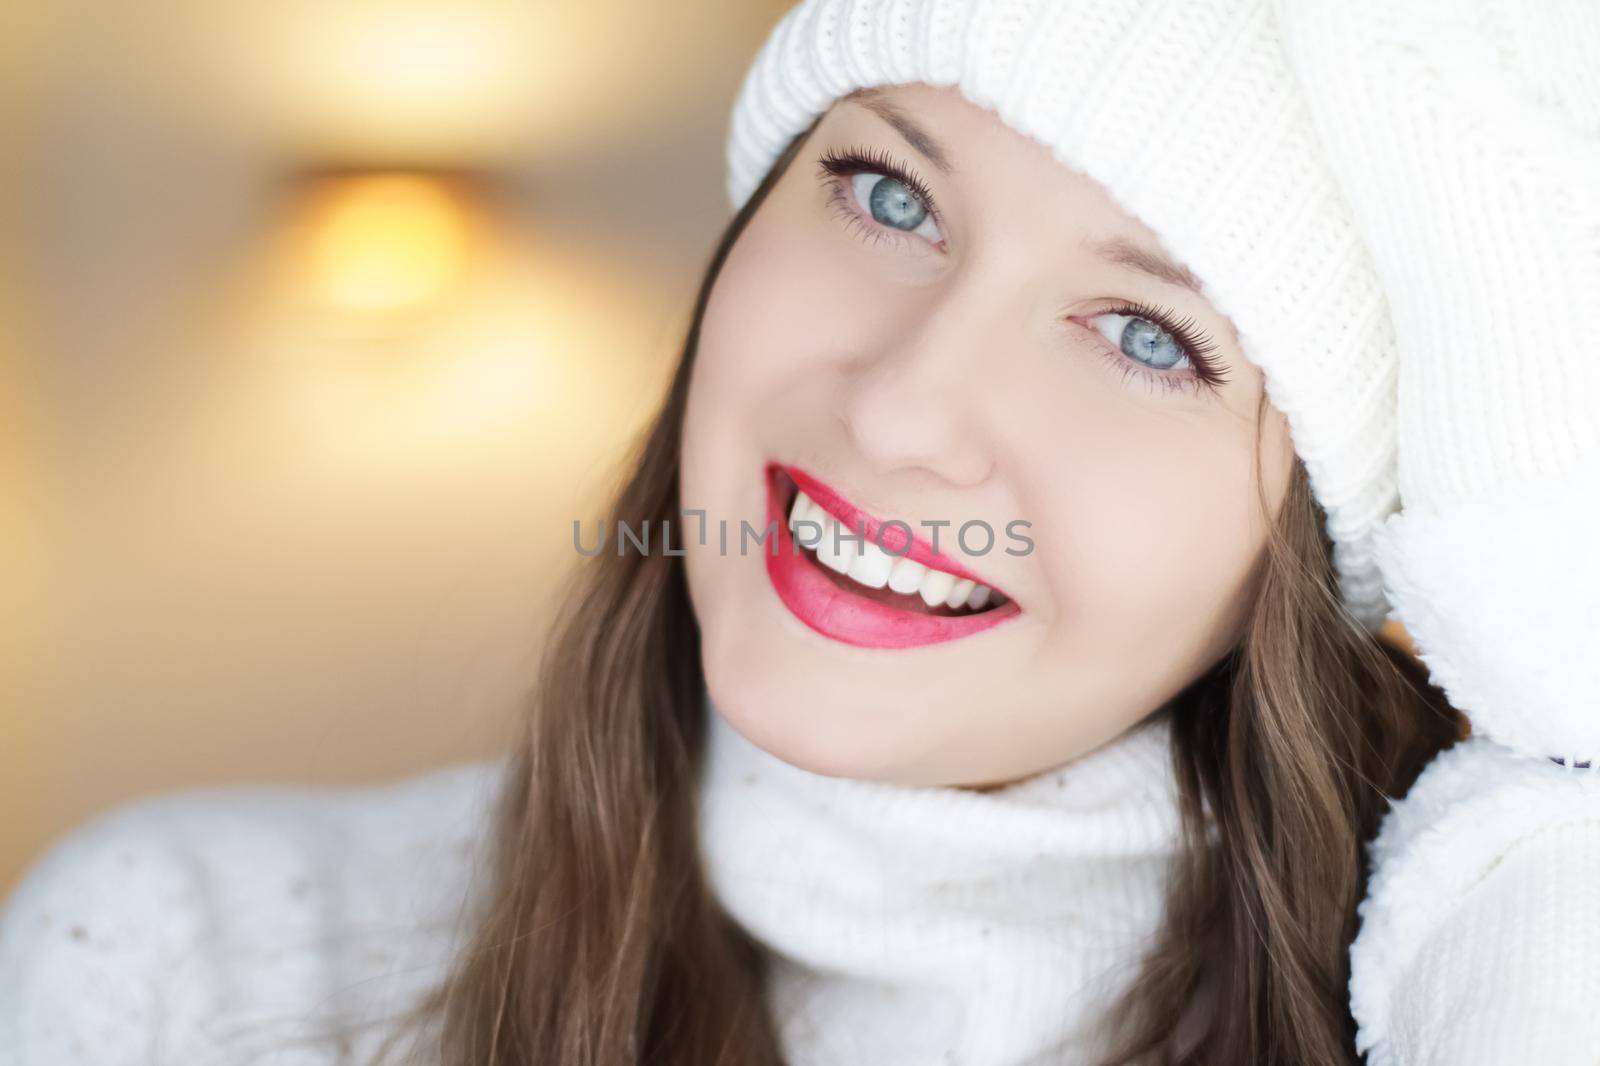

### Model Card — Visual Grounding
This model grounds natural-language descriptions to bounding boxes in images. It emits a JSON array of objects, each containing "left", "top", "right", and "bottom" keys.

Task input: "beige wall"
[{"left": 2, "top": 0, "right": 794, "bottom": 890}]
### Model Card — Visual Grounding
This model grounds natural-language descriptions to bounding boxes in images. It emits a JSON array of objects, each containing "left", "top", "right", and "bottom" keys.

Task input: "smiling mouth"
[
  {"left": 776, "top": 470, "right": 1009, "bottom": 618},
  {"left": 763, "top": 463, "right": 1021, "bottom": 649}
]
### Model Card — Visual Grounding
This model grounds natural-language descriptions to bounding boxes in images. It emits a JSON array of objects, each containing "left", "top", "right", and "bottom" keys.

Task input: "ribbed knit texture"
[
  {"left": 1349, "top": 736, "right": 1600, "bottom": 1066},
  {"left": 1383, "top": 817, "right": 1600, "bottom": 1065},
  {"left": 697, "top": 702, "right": 1182, "bottom": 1065},
  {"left": 1276, "top": 0, "right": 1600, "bottom": 762},
  {"left": 1278, "top": 0, "right": 1600, "bottom": 516},
  {"left": 725, "top": 0, "right": 1403, "bottom": 631}
]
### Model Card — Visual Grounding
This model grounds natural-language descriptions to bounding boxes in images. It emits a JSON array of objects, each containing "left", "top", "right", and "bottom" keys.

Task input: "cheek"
[
  {"left": 1018, "top": 397, "right": 1269, "bottom": 646},
  {"left": 681, "top": 216, "right": 810, "bottom": 505},
  {"left": 694, "top": 213, "right": 853, "bottom": 407}
]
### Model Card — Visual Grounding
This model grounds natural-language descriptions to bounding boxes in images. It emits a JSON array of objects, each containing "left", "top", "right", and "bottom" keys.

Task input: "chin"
[{"left": 705, "top": 665, "right": 955, "bottom": 784}]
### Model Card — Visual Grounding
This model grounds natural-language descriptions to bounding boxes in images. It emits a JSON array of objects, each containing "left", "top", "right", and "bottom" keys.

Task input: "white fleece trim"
[
  {"left": 1374, "top": 468, "right": 1600, "bottom": 763},
  {"left": 1350, "top": 737, "right": 1600, "bottom": 1064}
]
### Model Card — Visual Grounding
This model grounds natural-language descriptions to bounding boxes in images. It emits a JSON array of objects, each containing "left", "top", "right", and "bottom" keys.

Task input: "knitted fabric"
[
  {"left": 697, "top": 700, "right": 1181, "bottom": 1064},
  {"left": 1278, "top": 0, "right": 1600, "bottom": 763},
  {"left": 1274, "top": 1, "right": 1600, "bottom": 1057}
]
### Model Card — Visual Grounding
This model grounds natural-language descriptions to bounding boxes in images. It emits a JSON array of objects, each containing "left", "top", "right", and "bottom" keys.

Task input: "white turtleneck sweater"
[
  {"left": 3, "top": 708, "right": 1599, "bottom": 1066},
  {"left": 696, "top": 705, "right": 1181, "bottom": 1066}
]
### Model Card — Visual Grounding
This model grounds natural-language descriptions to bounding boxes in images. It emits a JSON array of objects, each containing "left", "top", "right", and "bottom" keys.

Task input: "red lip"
[
  {"left": 762, "top": 462, "right": 1021, "bottom": 649},
  {"left": 780, "top": 463, "right": 999, "bottom": 586}
]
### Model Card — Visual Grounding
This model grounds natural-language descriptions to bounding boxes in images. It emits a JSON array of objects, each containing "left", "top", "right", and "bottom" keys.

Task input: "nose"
[{"left": 837, "top": 279, "right": 1000, "bottom": 488}]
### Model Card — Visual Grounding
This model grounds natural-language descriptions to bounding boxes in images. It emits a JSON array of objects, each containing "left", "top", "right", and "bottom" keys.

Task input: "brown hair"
[
  {"left": 1098, "top": 392, "right": 1461, "bottom": 1064},
  {"left": 373, "top": 116, "right": 1460, "bottom": 1066}
]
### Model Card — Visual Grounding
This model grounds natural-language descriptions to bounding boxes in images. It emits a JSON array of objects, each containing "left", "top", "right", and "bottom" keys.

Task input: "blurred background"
[
  {"left": 0, "top": 0, "right": 796, "bottom": 889},
  {"left": 0, "top": 0, "right": 1424, "bottom": 892}
]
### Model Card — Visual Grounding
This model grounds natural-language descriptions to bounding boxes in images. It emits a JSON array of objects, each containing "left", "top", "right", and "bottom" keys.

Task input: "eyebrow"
[
  {"left": 840, "top": 89, "right": 1203, "bottom": 297},
  {"left": 1083, "top": 235, "right": 1204, "bottom": 295},
  {"left": 841, "top": 87, "right": 954, "bottom": 174}
]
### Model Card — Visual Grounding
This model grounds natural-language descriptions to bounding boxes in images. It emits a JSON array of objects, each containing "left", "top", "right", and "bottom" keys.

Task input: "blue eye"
[
  {"left": 1077, "top": 302, "right": 1232, "bottom": 398},
  {"left": 855, "top": 174, "right": 928, "bottom": 231},
  {"left": 846, "top": 173, "right": 943, "bottom": 243},
  {"left": 817, "top": 146, "right": 947, "bottom": 249},
  {"left": 1092, "top": 313, "right": 1191, "bottom": 371}
]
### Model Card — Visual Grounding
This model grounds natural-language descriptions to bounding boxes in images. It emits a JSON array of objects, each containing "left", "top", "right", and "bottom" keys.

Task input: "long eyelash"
[
  {"left": 1101, "top": 298, "right": 1232, "bottom": 396},
  {"left": 815, "top": 145, "right": 945, "bottom": 240}
]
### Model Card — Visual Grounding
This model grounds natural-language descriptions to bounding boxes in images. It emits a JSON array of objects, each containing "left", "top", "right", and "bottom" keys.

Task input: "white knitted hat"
[
  {"left": 1278, "top": 0, "right": 1600, "bottom": 763},
  {"left": 724, "top": 0, "right": 1402, "bottom": 631}
]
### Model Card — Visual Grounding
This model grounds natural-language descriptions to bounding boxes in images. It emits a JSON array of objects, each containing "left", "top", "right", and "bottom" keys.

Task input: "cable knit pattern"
[
  {"left": 725, "top": 0, "right": 1404, "bottom": 630},
  {"left": 696, "top": 702, "right": 1182, "bottom": 1066}
]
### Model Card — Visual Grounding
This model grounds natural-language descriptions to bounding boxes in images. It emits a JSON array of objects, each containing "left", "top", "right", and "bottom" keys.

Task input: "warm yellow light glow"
[
  {"left": 183, "top": 1, "right": 763, "bottom": 165},
  {"left": 299, "top": 174, "right": 473, "bottom": 312}
]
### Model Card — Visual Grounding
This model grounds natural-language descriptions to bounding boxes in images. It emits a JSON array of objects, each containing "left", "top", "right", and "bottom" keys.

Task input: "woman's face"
[{"left": 681, "top": 83, "right": 1295, "bottom": 787}]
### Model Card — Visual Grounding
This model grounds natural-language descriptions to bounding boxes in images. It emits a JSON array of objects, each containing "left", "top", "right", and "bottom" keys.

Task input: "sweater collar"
[{"left": 696, "top": 698, "right": 1183, "bottom": 1066}]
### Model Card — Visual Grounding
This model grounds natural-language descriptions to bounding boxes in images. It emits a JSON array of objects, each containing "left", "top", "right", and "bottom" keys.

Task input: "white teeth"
[
  {"left": 788, "top": 491, "right": 823, "bottom": 548},
  {"left": 887, "top": 557, "right": 926, "bottom": 595},
  {"left": 813, "top": 519, "right": 857, "bottom": 574},
  {"left": 787, "top": 489, "right": 1002, "bottom": 611},
  {"left": 848, "top": 539, "right": 895, "bottom": 589},
  {"left": 918, "top": 568, "right": 954, "bottom": 608},
  {"left": 789, "top": 489, "right": 810, "bottom": 529}
]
